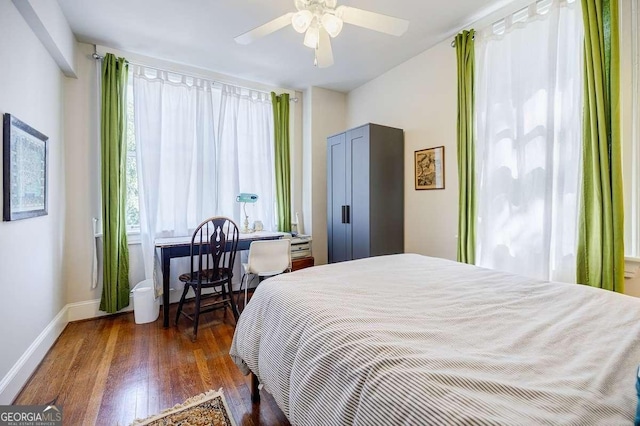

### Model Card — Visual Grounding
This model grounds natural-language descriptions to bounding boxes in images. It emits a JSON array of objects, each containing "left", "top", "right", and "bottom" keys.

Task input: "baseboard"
[
  {"left": 0, "top": 297, "right": 137, "bottom": 404},
  {"left": 66, "top": 298, "right": 133, "bottom": 322},
  {"left": 0, "top": 288, "right": 245, "bottom": 402},
  {"left": 0, "top": 285, "right": 253, "bottom": 404},
  {"left": 0, "top": 307, "right": 68, "bottom": 404}
]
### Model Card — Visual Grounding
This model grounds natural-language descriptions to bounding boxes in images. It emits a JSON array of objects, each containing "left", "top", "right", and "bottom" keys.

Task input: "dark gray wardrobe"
[{"left": 327, "top": 123, "right": 404, "bottom": 263}]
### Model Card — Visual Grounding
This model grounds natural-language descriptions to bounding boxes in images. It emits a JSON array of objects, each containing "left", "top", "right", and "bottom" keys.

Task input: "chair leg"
[
  {"left": 244, "top": 274, "right": 250, "bottom": 309},
  {"left": 238, "top": 273, "right": 246, "bottom": 312},
  {"left": 175, "top": 284, "right": 190, "bottom": 326},
  {"left": 228, "top": 280, "right": 240, "bottom": 321},
  {"left": 221, "top": 281, "right": 228, "bottom": 320},
  {"left": 193, "top": 284, "right": 202, "bottom": 339}
]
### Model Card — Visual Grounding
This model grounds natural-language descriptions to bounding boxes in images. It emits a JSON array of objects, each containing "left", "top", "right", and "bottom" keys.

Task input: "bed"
[{"left": 229, "top": 254, "right": 640, "bottom": 425}]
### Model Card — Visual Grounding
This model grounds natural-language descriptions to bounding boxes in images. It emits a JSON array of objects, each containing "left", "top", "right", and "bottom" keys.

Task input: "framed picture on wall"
[
  {"left": 415, "top": 146, "right": 445, "bottom": 190},
  {"left": 3, "top": 114, "right": 48, "bottom": 221}
]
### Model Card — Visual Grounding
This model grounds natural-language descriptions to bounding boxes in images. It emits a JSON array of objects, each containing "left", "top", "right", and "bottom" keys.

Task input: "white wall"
[
  {"left": 11, "top": 0, "right": 77, "bottom": 77},
  {"left": 291, "top": 91, "right": 305, "bottom": 233},
  {"left": 63, "top": 42, "right": 102, "bottom": 304},
  {"left": 347, "top": 40, "right": 459, "bottom": 260},
  {"left": 0, "top": 0, "right": 66, "bottom": 397},
  {"left": 302, "top": 87, "right": 347, "bottom": 265}
]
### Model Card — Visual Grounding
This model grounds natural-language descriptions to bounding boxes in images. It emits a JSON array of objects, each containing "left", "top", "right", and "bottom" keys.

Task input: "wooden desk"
[{"left": 155, "top": 231, "right": 287, "bottom": 327}]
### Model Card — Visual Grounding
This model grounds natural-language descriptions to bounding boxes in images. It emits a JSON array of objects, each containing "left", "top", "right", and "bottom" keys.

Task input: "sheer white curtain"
[
  {"left": 216, "top": 85, "right": 276, "bottom": 230},
  {"left": 133, "top": 68, "right": 275, "bottom": 286},
  {"left": 475, "top": 0, "right": 583, "bottom": 282}
]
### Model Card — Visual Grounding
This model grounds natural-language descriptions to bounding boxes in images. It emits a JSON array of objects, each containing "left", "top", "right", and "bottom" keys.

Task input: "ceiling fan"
[{"left": 234, "top": 0, "right": 410, "bottom": 68}]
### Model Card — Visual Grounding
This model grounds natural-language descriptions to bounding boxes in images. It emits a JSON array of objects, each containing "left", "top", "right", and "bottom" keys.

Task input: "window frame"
[{"left": 621, "top": 0, "right": 640, "bottom": 279}]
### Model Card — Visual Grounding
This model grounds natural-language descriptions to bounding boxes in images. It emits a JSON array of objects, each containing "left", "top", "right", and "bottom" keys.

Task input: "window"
[
  {"left": 622, "top": 0, "right": 640, "bottom": 258},
  {"left": 125, "top": 77, "right": 140, "bottom": 230},
  {"left": 475, "top": 0, "right": 583, "bottom": 282},
  {"left": 633, "top": 1, "right": 640, "bottom": 257},
  {"left": 130, "top": 66, "right": 277, "bottom": 279}
]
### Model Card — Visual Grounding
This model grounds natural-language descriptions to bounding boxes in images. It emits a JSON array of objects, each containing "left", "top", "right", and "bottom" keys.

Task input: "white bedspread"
[{"left": 230, "top": 254, "right": 640, "bottom": 425}]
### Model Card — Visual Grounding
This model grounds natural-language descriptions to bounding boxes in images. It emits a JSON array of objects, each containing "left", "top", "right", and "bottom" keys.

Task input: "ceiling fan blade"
[
  {"left": 234, "top": 13, "right": 294, "bottom": 45},
  {"left": 337, "top": 6, "right": 409, "bottom": 36},
  {"left": 316, "top": 27, "right": 334, "bottom": 68}
]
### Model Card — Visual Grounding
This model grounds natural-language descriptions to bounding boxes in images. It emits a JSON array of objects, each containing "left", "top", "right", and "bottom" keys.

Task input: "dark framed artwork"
[
  {"left": 415, "top": 146, "right": 445, "bottom": 190},
  {"left": 3, "top": 114, "right": 48, "bottom": 221}
]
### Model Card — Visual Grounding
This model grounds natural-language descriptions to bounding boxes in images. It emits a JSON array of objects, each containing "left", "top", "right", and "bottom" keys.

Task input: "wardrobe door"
[
  {"left": 347, "top": 126, "right": 370, "bottom": 260},
  {"left": 327, "top": 133, "right": 348, "bottom": 263}
]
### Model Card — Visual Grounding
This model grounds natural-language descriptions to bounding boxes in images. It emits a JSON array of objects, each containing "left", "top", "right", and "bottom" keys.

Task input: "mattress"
[{"left": 230, "top": 254, "right": 640, "bottom": 425}]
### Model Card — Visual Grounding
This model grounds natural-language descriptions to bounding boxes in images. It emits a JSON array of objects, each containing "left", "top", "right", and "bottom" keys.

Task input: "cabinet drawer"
[{"left": 292, "top": 256, "right": 315, "bottom": 271}]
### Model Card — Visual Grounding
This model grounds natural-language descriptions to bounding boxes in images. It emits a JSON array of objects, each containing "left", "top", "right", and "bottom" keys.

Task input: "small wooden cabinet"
[{"left": 292, "top": 256, "right": 314, "bottom": 271}]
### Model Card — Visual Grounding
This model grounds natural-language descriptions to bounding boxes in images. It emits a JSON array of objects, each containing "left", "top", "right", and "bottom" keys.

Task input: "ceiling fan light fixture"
[
  {"left": 292, "top": 10, "right": 313, "bottom": 33},
  {"left": 303, "top": 24, "right": 320, "bottom": 49},
  {"left": 233, "top": 0, "right": 411, "bottom": 68},
  {"left": 321, "top": 13, "right": 343, "bottom": 38}
]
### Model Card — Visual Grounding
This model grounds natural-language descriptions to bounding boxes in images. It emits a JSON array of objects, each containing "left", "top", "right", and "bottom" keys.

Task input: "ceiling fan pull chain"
[{"left": 314, "top": 48, "right": 318, "bottom": 67}]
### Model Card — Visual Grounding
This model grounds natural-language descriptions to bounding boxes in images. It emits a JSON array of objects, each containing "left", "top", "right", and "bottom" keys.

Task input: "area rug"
[{"left": 131, "top": 388, "right": 237, "bottom": 426}]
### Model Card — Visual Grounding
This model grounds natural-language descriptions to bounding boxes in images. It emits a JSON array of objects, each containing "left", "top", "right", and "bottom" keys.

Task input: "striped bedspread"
[{"left": 230, "top": 254, "right": 640, "bottom": 425}]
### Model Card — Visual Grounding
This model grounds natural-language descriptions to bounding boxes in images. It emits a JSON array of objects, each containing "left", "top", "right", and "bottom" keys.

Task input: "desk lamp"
[{"left": 236, "top": 193, "right": 258, "bottom": 233}]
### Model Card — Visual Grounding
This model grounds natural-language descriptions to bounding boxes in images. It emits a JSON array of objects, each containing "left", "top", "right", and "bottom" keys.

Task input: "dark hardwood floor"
[{"left": 15, "top": 301, "right": 290, "bottom": 426}]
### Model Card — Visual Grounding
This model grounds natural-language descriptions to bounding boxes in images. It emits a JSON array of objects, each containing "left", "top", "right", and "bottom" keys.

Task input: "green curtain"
[
  {"left": 455, "top": 30, "right": 476, "bottom": 264},
  {"left": 577, "top": 0, "right": 624, "bottom": 293},
  {"left": 100, "top": 53, "right": 131, "bottom": 313},
  {"left": 272, "top": 92, "right": 291, "bottom": 232}
]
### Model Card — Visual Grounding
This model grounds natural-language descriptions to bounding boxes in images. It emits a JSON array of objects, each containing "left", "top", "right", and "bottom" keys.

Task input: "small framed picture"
[
  {"left": 415, "top": 146, "right": 445, "bottom": 190},
  {"left": 3, "top": 114, "right": 48, "bottom": 221}
]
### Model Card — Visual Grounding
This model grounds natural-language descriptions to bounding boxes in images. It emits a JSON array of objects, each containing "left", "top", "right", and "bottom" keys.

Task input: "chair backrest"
[
  {"left": 246, "top": 239, "right": 292, "bottom": 276},
  {"left": 190, "top": 217, "right": 240, "bottom": 282}
]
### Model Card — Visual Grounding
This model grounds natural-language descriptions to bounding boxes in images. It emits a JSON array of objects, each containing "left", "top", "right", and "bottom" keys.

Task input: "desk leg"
[{"left": 162, "top": 249, "right": 171, "bottom": 328}]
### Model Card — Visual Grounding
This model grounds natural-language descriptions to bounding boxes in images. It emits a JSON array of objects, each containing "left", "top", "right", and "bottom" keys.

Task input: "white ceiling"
[{"left": 58, "top": 0, "right": 509, "bottom": 92}]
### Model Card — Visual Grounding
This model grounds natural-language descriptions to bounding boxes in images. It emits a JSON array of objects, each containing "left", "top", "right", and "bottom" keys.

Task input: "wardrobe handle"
[
  {"left": 341, "top": 205, "right": 346, "bottom": 224},
  {"left": 345, "top": 205, "right": 350, "bottom": 224}
]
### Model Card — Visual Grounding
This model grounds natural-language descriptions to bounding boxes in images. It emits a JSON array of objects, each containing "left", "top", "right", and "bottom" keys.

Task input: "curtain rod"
[
  {"left": 91, "top": 53, "right": 299, "bottom": 102},
  {"left": 450, "top": 35, "right": 475, "bottom": 48},
  {"left": 452, "top": 0, "right": 567, "bottom": 48}
]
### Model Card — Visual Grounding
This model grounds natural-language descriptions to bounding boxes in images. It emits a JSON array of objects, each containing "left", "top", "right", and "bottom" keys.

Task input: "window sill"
[
  {"left": 625, "top": 257, "right": 640, "bottom": 279},
  {"left": 94, "top": 231, "right": 142, "bottom": 245},
  {"left": 127, "top": 231, "right": 141, "bottom": 245}
]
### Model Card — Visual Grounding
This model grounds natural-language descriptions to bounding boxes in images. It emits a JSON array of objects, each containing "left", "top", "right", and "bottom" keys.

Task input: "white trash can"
[{"left": 131, "top": 279, "right": 160, "bottom": 324}]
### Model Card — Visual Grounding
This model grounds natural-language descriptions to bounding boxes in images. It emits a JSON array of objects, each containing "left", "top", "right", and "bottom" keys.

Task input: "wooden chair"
[{"left": 175, "top": 217, "right": 240, "bottom": 339}]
